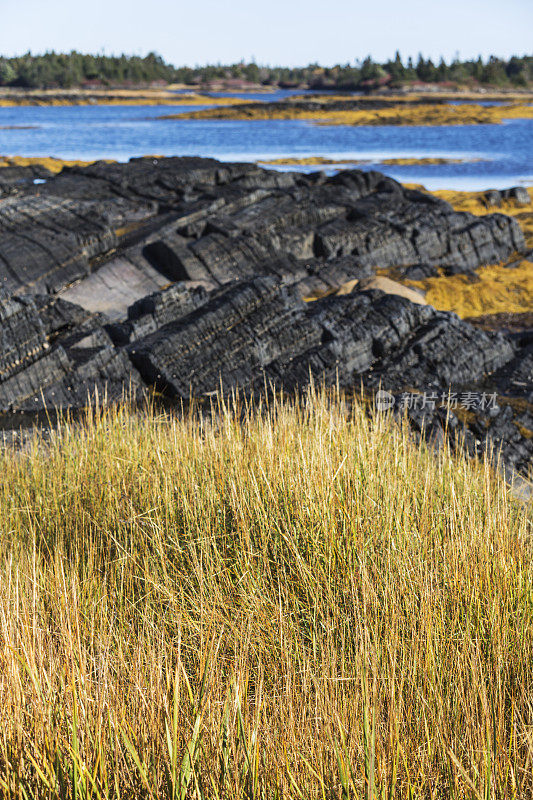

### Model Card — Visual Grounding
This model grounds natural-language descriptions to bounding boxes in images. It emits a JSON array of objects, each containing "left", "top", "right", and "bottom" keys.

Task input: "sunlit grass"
[{"left": 0, "top": 389, "right": 531, "bottom": 798}]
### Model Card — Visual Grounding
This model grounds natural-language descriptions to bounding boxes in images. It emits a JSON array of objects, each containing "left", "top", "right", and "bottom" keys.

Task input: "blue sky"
[{"left": 1, "top": 0, "right": 531, "bottom": 66}]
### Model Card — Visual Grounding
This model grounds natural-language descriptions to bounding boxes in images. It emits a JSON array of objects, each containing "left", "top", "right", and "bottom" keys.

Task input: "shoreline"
[
  {"left": 0, "top": 86, "right": 532, "bottom": 108},
  {"left": 0, "top": 87, "right": 252, "bottom": 107},
  {"left": 258, "top": 155, "right": 490, "bottom": 167}
]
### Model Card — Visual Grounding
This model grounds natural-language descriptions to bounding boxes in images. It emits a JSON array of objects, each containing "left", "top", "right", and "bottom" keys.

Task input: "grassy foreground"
[{"left": 0, "top": 392, "right": 531, "bottom": 798}]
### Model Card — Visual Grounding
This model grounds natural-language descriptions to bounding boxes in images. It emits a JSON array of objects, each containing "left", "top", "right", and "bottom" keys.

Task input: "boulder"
[{"left": 502, "top": 187, "right": 531, "bottom": 206}]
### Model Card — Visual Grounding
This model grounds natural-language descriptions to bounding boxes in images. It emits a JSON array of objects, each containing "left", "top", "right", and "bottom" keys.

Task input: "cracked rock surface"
[{"left": 0, "top": 156, "right": 530, "bottom": 479}]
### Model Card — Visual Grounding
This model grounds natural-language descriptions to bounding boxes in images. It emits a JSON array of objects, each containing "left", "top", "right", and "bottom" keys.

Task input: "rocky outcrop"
[
  {"left": 0, "top": 157, "right": 530, "bottom": 479},
  {"left": 485, "top": 187, "right": 531, "bottom": 207},
  {"left": 0, "top": 292, "right": 141, "bottom": 413},
  {"left": 124, "top": 278, "right": 513, "bottom": 396},
  {"left": 0, "top": 164, "right": 53, "bottom": 197},
  {"left": 0, "top": 158, "right": 523, "bottom": 301}
]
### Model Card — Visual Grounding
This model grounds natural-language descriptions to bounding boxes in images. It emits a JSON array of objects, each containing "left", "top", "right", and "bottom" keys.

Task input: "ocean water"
[{"left": 0, "top": 101, "right": 531, "bottom": 191}]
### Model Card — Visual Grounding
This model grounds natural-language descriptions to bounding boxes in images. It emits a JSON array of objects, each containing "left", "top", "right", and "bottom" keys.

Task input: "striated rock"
[
  {"left": 484, "top": 187, "right": 531, "bottom": 208},
  {"left": 299, "top": 289, "right": 514, "bottom": 390},
  {"left": 0, "top": 292, "right": 48, "bottom": 380},
  {"left": 0, "top": 194, "right": 143, "bottom": 294},
  {"left": 0, "top": 344, "right": 140, "bottom": 413},
  {"left": 108, "top": 282, "right": 209, "bottom": 344},
  {"left": 0, "top": 293, "right": 141, "bottom": 413},
  {"left": 126, "top": 278, "right": 514, "bottom": 399},
  {"left": 0, "top": 164, "right": 53, "bottom": 197},
  {"left": 484, "top": 189, "right": 502, "bottom": 207},
  {"left": 0, "top": 158, "right": 524, "bottom": 299},
  {"left": 128, "top": 277, "right": 321, "bottom": 397},
  {"left": 0, "top": 156, "right": 529, "bottom": 479}
]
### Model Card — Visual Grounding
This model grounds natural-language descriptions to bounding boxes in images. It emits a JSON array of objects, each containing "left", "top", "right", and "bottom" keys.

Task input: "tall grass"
[{"left": 0, "top": 389, "right": 531, "bottom": 798}]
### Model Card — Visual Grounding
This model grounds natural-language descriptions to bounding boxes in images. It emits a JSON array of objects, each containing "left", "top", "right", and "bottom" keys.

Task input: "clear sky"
[{"left": 1, "top": 0, "right": 531, "bottom": 66}]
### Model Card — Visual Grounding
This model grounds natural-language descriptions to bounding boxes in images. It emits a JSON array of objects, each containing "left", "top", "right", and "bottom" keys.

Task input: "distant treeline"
[
  {"left": 0, "top": 52, "right": 175, "bottom": 88},
  {"left": 0, "top": 51, "right": 532, "bottom": 90}
]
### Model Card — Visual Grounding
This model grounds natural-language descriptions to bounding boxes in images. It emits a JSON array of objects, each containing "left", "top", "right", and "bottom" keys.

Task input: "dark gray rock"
[
  {"left": 0, "top": 345, "right": 141, "bottom": 413},
  {"left": 0, "top": 292, "right": 48, "bottom": 380},
  {"left": 484, "top": 189, "right": 502, "bottom": 207},
  {"left": 128, "top": 277, "right": 321, "bottom": 397},
  {"left": 485, "top": 187, "right": 531, "bottom": 208},
  {"left": 0, "top": 164, "right": 53, "bottom": 197},
  {"left": 502, "top": 187, "right": 531, "bottom": 206},
  {"left": 0, "top": 157, "right": 524, "bottom": 298},
  {"left": 0, "top": 292, "right": 140, "bottom": 413},
  {"left": 108, "top": 282, "right": 209, "bottom": 344},
  {"left": 0, "top": 156, "right": 529, "bottom": 480},
  {"left": 126, "top": 278, "right": 516, "bottom": 401}
]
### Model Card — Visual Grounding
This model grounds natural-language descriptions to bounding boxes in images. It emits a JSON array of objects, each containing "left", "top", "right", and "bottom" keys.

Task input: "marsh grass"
[{"left": 0, "top": 389, "right": 531, "bottom": 798}]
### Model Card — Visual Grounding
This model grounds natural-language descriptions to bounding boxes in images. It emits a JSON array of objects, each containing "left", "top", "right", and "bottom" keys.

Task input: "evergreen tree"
[{"left": 0, "top": 50, "right": 530, "bottom": 90}]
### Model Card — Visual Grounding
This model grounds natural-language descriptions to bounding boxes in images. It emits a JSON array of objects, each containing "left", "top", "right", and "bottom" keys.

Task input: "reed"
[{"left": 0, "top": 389, "right": 530, "bottom": 798}]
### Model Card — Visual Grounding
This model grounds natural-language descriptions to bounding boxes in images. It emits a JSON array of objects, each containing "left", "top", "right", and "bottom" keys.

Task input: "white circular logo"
[{"left": 375, "top": 389, "right": 394, "bottom": 411}]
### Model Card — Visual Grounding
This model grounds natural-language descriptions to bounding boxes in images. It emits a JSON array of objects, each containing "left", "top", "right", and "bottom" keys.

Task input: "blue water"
[
  {"left": 177, "top": 88, "right": 325, "bottom": 101},
  {"left": 0, "top": 102, "right": 531, "bottom": 190}
]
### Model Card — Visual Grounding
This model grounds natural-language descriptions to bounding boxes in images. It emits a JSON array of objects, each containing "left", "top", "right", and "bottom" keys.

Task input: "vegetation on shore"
[
  {"left": 0, "top": 155, "right": 97, "bottom": 172},
  {"left": 1, "top": 51, "right": 532, "bottom": 90},
  {"left": 404, "top": 259, "right": 533, "bottom": 318},
  {"left": 0, "top": 391, "right": 531, "bottom": 798},
  {"left": 0, "top": 89, "right": 249, "bottom": 108},
  {"left": 0, "top": 52, "right": 176, "bottom": 89},
  {"left": 258, "top": 155, "right": 485, "bottom": 167},
  {"left": 400, "top": 188, "right": 533, "bottom": 319},
  {"left": 172, "top": 100, "right": 533, "bottom": 126}
]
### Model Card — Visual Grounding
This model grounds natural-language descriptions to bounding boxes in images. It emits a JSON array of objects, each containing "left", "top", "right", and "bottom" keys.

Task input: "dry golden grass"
[{"left": 0, "top": 391, "right": 531, "bottom": 798}]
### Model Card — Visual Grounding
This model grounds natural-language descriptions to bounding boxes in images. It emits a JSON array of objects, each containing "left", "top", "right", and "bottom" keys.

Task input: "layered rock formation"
[{"left": 0, "top": 157, "right": 530, "bottom": 480}]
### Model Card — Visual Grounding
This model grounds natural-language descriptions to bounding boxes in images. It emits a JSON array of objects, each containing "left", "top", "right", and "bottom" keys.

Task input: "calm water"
[{"left": 0, "top": 101, "right": 531, "bottom": 191}]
